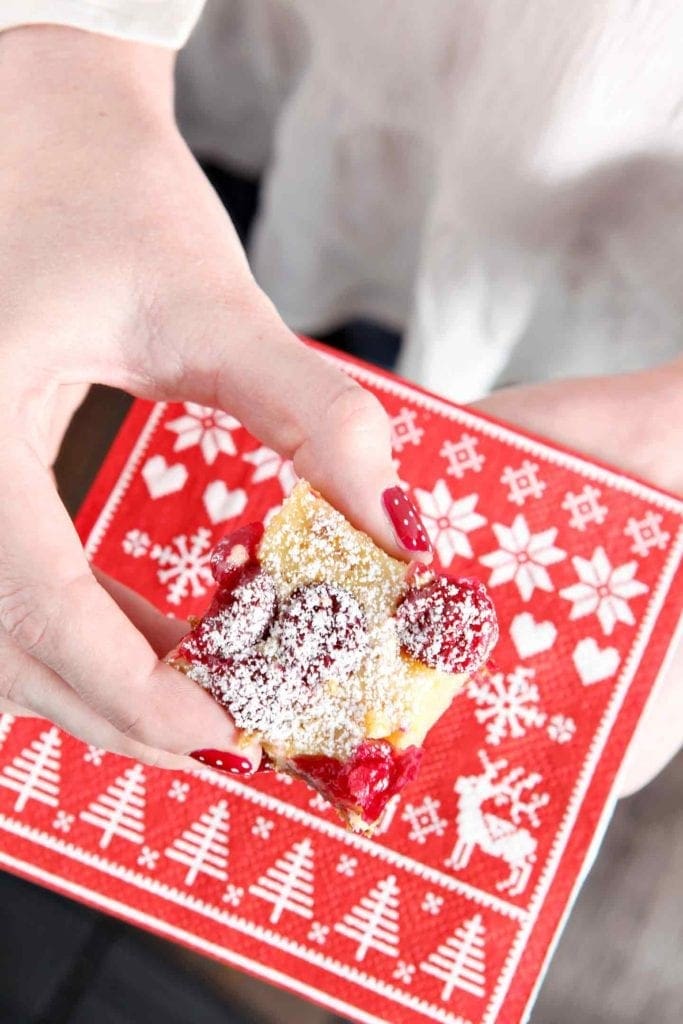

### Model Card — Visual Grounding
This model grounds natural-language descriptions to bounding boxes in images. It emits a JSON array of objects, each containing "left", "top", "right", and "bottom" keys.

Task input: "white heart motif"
[
  {"left": 573, "top": 637, "right": 620, "bottom": 686},
  {"left": 141, "top": 455, "right": 188, "bottom": 500},
  {"left": 203, "top": 481, "right": 247, "bottom": 525},
  {"left": 510, "top": 612, "right": 557, "bottom": 659}
]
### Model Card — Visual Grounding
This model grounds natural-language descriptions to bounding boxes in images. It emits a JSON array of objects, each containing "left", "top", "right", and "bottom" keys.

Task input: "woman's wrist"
[{"left": 0, "top": 24, "right": 175, "bottom": 131}]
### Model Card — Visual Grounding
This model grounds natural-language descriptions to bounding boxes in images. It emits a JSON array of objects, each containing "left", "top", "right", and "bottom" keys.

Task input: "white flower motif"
[
  {"left": 336, "top": 854, "right": 358, "bottom": 877},
  {"left": 83, "top": 745, "right": 105, "bottom": 766},
  {"left": 547, "top": 714, "right": 576, "bottom": 744},
  {"left": 560, "top": 547, "right": 648, "bottom": 635},
  {"left": 393, "top": 960, "right": 416, "bottom": 984},
  {"left": 307, "top": 921, "right": 330, "bottom": 945},
  {"left": 414, "top": 480, "right": 486, "bottom": 565},
  {"left": 166, "top": 403, "right": 241, "bottom": 465},
  {"left": 251, "top": 815, "right": 274, "bottom": 839},
  {"left": 480, "top": 515, "right": 566, "bottom": 601},
  {"left": 122, "top": 529, "right": 151, "bottom": 558},
  {"left": 222, "top": 884, "right": 244, "bottom": 907},
  {"left": 52, "top": 810, "right": 74, "bottom": 833},
  {"left": 243, "top": 446, "right": 298, "bottom": 496},
  {"left": 167, "top": 779, "right": 190, "bottom": 802},
  {"left": 421, "top": 892, "right": 444, "bottom": 915},
  {"left": 137, "top": 846, "right": 159, "bottom": 870}
]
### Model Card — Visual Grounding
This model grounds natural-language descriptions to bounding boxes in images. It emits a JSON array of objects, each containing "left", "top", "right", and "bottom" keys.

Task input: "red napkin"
[{"left": 0, "top": 346, "right": 681, "bottom": 1024}]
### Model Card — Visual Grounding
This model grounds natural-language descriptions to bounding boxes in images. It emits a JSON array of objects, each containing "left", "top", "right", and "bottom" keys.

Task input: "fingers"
[
  {"left": 94, "top": 568, "right": 188, "bottom": 657},
  {"left": 0, "top": 632, "right": 190, "bottom": 768},
  {"left": 0, "top": 444, "right": 260, "bottom": 769},
  {"left": 135, "top": 286, "right": 432, "bottom": 562}
]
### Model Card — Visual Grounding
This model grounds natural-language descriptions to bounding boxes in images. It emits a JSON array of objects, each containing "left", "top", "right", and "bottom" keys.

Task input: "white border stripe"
[{"left": 0, "top": 824, "right": 472, "bottom": 1024}]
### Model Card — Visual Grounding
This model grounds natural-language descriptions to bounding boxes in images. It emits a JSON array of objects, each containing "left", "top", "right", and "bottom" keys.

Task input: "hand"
[
  {"left": 0, "top": 26, "right": 406, "bottom": 771},
  {"left": 475, "top": 362, "right": 683, "bottom": 795}
]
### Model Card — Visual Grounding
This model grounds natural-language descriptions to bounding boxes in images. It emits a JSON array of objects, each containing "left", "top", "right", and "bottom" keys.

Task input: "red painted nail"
[
  {"left": 382, "top": 486, "right": 432, "bottom": 554},
  {"left": 189, "top": 749, "right": 254, "bottom": 775}
]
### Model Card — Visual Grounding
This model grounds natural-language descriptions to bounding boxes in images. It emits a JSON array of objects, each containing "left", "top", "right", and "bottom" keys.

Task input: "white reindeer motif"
[{"left": 445, "top": 752, "right": 549, "bottom": 896}]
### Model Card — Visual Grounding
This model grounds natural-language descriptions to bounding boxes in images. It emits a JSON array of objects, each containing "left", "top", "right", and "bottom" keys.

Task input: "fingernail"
[
  {"left": 189, "top": 749, "right": 255, "bottom": 775},
  {"left": 382, "top": 486, "right": 432, "bottom": 554}
]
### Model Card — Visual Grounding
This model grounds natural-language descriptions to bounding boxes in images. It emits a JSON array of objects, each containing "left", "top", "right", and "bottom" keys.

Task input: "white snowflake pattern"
[
  {"left": 137, "top": 846, "right": 160, "bottom": 870},
  {"left": 243, "top": 445, "right": 297, "bottom": 496},
  {"left": 390, "top": 407, "right": 424, "bottom": 452},
  {"left": 440, "top": 434, "right": 485, "bottom": 479},
  {"left": 500, "top": 460, "right": 546, "bottom": 506},
  {"left": 561, "top": 486, "right": 608, "bottom": 531},
  {"left": 309, "top": 792, "right": 332, "bottom": 812},
  {"left": 560, "top": 547, "right": 648, "bottom": 635},
  {"left": 393, "top": 960, "right": 416, "bottom": 984},
  {"left": 222, "top": 884, "right": 244, "bottom": 907},
  {"left": 122, "top": 529, "right": 151, "bottom": 558},
  {"left": 251, "top": 815, "right": 274, "bottom": 839},
  {"left": 83, "top": 745, "right": 105, "bottom": 766},
  {"left": 414, "top": 480, "right": 486, "bottom": 565},
  {"left": 165, "top": 403, "right": 241, "bottom": 465},
  {"left": 480, "top": 515, "right": 566, "bottom": 601},
  {"left": 307, "top": 921, "right": 330, "bottom": 945},
  {"left": 466, "top": 667, "right": 547, "bottom": 745},
  {"left": 401, "top": 796, "right": 447, "bottom": 844},
  {"left": 624, "top": 511, "right": 670, "bottom": 557},
  {"left": 421, "top": 892, "right": 444, "bottom": 915},
  {"left": 547, "top": 714, "right": 576, "bottom": 744},
  {"left": 167, "top": 779, "right": 190, "bottom": 802},
  {"left": 336, "top": 854, "right": 358, "bottom": 877},
  {"left": 150, "top": 528, "right": 213, "bottom": 605},
  {"left": 52, "top": 810, "right": 74, "bottom": 833}
]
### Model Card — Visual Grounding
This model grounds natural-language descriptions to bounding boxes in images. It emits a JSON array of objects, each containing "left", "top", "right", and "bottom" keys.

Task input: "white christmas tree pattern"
[
  {"left": 334, "top": 875, "right": 401, "bottom": 962},
  {"left": 414, "top": 480, "right": 487, "bottom": 565},
  {"left": 401, "top": 796, "right": 447, "bottom": 844},
  {"left": 0, "top": 713, "right": 15, "bottom": 752},
  {"left": 80, "top": 764, "right": 146, "bottom": 849},
  {"left": 390, "top": 407, "right": 424, "bottom": 452},
  {"left": 624, "top": 511, "right": 670, "bottom": 558},
  {"left": 420, "top": 914, "right": 488, "bottom": 1000},
  {"left": 165, "top": 403, "right": 241, "bottom": 464},
  {"left": 480, "top": 515, "right": 566, "bottom": 601},
  {"left": 500, "top": 460, "right": 546, "bottom": 506},
  {"left": 561, "top": 485, "right": 608, "bottom": 531},
  {"left": 243, "top": 445, "right": 297, "bottom": 496},
  {"left": 560, "top": 546, "right": 648, "bottom": 635},
  {"left": 0, "top": 727, "right": 61, "bottom": 812},
  {"left": 249, "top": 838, "right": 315, "bottom": 924},
  {"left": 165, "top": 800, "right": 230, "bottom": 885},
  {"left": 466, "top": 667, "right": 547, "bottom": 745},
  {"left": 150, "top": 528, "right": 214, "bottom": 605},
  {"left": 439, "top": 434, "right": 485, "bottom": 479}
]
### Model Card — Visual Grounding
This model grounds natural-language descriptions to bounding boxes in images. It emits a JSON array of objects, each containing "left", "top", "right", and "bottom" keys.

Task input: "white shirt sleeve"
[{"left": 0, "top": 1, "right": 206, "bottom": 49}]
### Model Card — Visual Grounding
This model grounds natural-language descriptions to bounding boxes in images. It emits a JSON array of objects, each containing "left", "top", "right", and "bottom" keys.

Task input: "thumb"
[{"left": 133, "top": 286, "right": 433, "bottom": 562}]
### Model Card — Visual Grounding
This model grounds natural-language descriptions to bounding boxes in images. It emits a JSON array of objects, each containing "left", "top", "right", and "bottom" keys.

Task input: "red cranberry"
[
  {"left": 179, "top": 567, "right": 277, "bottom": 662},
  {"left": 210, "top": 522, "right": 264, "bottom": 589},
  {"left": 272, "top": 582, "right": 368, "bottom": 685},
  {"left": 396, "top": 575, "right": 498, "bottom": 674},
  {"left": 295, "top": 741, "right": 423, "bottom": 823}
]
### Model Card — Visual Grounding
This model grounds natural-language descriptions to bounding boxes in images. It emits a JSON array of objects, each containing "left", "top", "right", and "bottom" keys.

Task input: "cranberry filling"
[
  {"left": 396, "top": 575, "right": 498, "bottom": 674},
  {"left": 210, "top": 522, "right": 264, "bottom": 589},
  {"left": 294, "top": 740, "right": 423, "bottom": 823}
]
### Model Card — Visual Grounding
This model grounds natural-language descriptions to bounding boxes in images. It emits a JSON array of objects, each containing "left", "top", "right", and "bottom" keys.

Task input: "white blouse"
[{"left": 3, "top": 1, "right": 683, "bottom": 401}]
